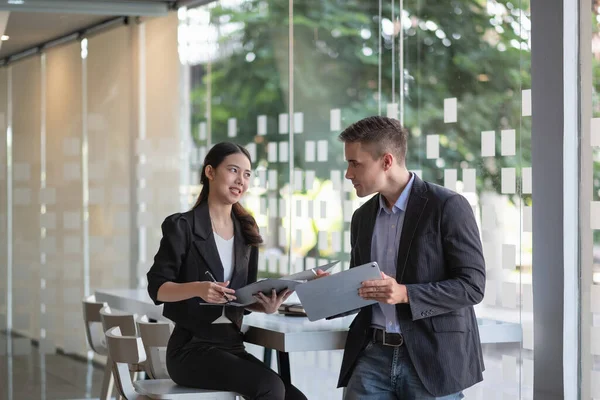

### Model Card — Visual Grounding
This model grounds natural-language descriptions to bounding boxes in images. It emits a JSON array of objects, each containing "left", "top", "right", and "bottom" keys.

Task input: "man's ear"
[{"left": 382, "top": 153, "right": 394, "bottom": 171}]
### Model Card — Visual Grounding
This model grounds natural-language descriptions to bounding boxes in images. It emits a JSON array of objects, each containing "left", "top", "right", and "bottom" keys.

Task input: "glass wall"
[{"left": 180, "top": 0, "right": 532, "bottom": 398}]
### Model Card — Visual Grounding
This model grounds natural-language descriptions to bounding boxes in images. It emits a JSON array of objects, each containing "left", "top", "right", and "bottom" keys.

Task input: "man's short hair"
[{"left": 338, "top": 116, "right": 408, "bottom": 164}]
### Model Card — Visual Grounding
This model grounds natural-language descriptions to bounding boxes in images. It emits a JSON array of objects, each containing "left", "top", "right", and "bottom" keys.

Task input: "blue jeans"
[{"left": 345, "top": 340, "right": 464, "bottom": 400}]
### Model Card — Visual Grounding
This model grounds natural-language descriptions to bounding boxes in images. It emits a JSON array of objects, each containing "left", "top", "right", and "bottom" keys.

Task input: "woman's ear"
[{"left": 205, "top": 165, "right": 215, "bottom": 181}]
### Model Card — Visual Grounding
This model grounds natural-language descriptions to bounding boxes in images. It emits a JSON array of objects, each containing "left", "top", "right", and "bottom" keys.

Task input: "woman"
[{"left": 147, "top": 142, "right": 307, "bottom": 400}]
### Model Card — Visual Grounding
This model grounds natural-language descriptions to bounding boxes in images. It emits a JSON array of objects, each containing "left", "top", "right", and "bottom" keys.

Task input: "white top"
[{"left": 214, "top": 233, "right": 234, "bottom": 282}]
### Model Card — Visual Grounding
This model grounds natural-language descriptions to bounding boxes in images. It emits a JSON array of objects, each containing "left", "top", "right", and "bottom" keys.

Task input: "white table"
[{"left": 95, "top": 288, "right": 522, "bottom": 385}]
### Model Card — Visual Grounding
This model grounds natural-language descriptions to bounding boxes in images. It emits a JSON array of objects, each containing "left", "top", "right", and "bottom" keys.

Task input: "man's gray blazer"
[{"left": 337, "top": 175, "right": 486, "bottom": 397}]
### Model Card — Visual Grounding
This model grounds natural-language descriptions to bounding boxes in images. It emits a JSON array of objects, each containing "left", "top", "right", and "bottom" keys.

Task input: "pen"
[{"left": 204, "top": 271, "right": 232, "bottom": 304}]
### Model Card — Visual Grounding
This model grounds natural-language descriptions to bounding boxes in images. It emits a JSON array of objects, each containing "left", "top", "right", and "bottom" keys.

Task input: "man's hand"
[
  {"left": 358, "top": 272, "right": 408, "bottom": 304},
  {"left": 315, "top": 269, "right": 330, "bottom": 278}
]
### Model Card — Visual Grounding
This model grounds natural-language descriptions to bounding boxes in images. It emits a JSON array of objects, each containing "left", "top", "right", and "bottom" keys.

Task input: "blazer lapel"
[
  {"left": 229, "top": 216, "right": 249, "bottom": 289},
  {"left": 192, "top": 201, "right": 225, "bottom": 282},
  {"left": 396, "top": 176, "right": 428, "bottom": 282}
]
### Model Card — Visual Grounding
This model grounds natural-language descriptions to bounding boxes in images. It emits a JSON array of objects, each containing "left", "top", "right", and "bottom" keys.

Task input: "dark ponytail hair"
[{"left": 193, "top": 142, "right": 263, "bottom": 246}]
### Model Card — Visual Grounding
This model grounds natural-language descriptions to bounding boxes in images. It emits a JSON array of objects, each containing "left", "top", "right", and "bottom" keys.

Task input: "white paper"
[
  {"left": 268, "top": 170, "right": 278, "bottom": 190},
  {"left": 501, "top": 129, "right": 516, "bottom": 156},
  {"left": 523, "top": 206, "right": 532, "bottom": 232},
  {"left": 522, "top": 89, "right": 532, "bottom": 117},
  {"left": 227, "top": 118, "right": 237, "bottom": 138},
  {"left": 317, "top": 140, "right": 328, "bottom": 162},
  {"left": 279, "top": 113, "right": 288, "bottom": 134},
  {"left": 444, "top": 98, "right": 457, "bottom": 123},
  {"left": 305, "top": 141, "right": 316, "bottom": 162},
  {"left": 522, "top": 167, "right": 532, "bottom": 194},
  {"left": 501, "top": 168, "right": 516, "bottom": 194},
  {"left": 481, "top": 131, "right": 495, "bottom": 157},
  {"left": 294, "top": 112, "right": 303, "bottom": 134},
  {"left": 330, "top": 109, "right": 341, "bottom": 132},
  {"left": 426, "top": 135, "right": 439, "bottom": 159},
  {"left": 462, "top": 169, "right": 476, "bottom": 193},
  {"left": 267, "top": 142, "right": 277, "bottom": 163},
  {"left": 257, "top": 115, "right": 267, "bottom": 136},
  {"left": 502, "top": 244, "right": 516, "bottom": 270},
  {"left": 279, "top": 141, "right": 289, "bottom": 162},
  {"left": 305, "top": 170, "right": 315, "bottom": 191},
  {"left": 444, "top": 169, "right": 457, "bottom": 191},
  {"left": 386, "top": 103, "right": 398, "bottom": 120}
]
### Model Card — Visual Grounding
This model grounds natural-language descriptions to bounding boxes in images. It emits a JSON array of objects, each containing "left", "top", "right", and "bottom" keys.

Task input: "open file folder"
[
  {"left": 203, "top": 260, "right": 340, "bottom": 307},
  {"left": 295, "top": 262, "right": 382, "bottom": 321}
]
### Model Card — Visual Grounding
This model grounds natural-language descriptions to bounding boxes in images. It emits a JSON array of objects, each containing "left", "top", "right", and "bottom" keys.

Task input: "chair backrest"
[
  {"left": 136, "top": 315, "right": 173, "bottom": 379},
  {"left": 99, "top": 306, "right": 138, "bottom": 337},
  {"left": 82, "top": 295, "right": 108, "bottom": 355},
  {"left": 105, "top": 326, "right": 146, "bottom": 400}
]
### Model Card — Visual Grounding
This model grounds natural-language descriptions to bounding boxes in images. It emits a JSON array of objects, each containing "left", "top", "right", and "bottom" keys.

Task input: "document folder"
[{"left": 295, "top": 262, "right": 382, "bottom": 321}]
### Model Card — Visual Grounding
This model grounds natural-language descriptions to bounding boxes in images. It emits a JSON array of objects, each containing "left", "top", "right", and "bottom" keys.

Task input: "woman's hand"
[
  {"left": 254, "top": 289, "right": 292, "bottom": 314},
  {"left": 197, "top": 281, "right": 236, "bottom": 304}
]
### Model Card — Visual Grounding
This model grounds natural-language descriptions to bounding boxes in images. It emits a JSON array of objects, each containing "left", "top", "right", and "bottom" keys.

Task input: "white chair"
[
  {"left": 105, "top": 326, "right": 238, "bottom": 399},
  {"left": 136, "top": 316, "right": 173, "bottom": 379},
  {"left": 82, "top": 295, "right": 115, "bottom": 400},
  {"left": 100, "top": 305, "right": 145, "bottom": 380}
]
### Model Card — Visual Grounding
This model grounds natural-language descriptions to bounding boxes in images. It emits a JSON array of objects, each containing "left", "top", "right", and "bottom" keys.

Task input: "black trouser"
[{"left": 166, "top": 324, "right": 307, "bottom": 400}]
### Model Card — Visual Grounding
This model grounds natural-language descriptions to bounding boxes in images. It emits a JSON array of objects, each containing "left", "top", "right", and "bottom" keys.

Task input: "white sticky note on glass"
[
  {"left": 279, "top": 141, "right": 289, "bottom": 162},
  {"left": 227, "top": 118, "right": 237, "bottom": 138},
  {"left": 592, "top": 327, "right": 600, "bottom": 355},
  {"left": 523, "top": 206, "right": 532, "bottom": 232},
  {"left": 330, "top": 109, "right": 341, "bottom": 131},
  {"left": 279, "top": 199, "right": 287, "bottom": 218},
  {"left": 41, "top": 212, "right": 56, "bottom": 230},
  {"left": 305, "top": 141, "right": 316, "bottom": 162},
  {"left": 444, "top": 169, "right": 457, "bottom": 191},
  {"left": 257, "top": 115, "right": 267, "bottom": 136},
  {"left": 63, "top": 211, "right": 80, "bottom": 230},
  {"left": 386, "top": 103, "right": 398, "bottom": 120},
  {"left": 482, "top": 204, "right": 496, "bottom": 231},
  {"left": 199, "top": 122, "right": 207, "bottom": 140},
  {"left": 344, "top": 231, "right": 351, "bottom": 253},
  {"left": 502, "top": 355, "right": 517, "bottom": 384},
  {"left": 305, "top": 170, "right": 315, "bottom": 190},
  {"left": 278, "top": 227, "right": 287, "bottom": 247},
  {"left": 522, "top": 322, "right": 534, "bottom": 350},
  {"left": 426, "top": 135, "right": 439, "bottom": 159},
  {"left": 502, "top": 244, "right": 516, "bottom": 270},
  {"left": 295, "top": 199, "right": 303, "bottom": 218},
  {"left": 258, "top": 169, "right": 267, "bottom": 188},
  {"left": 482, "top": 281, "right": 496, "bottom": 306},
  {"left": 308, "top": 200, "right": 315, "bottom": 219},
  {"left": 268, "top": 196, "right": 277, "bottom": 217},
  {"left": 344, "top": 200, "right": 353, "bottom": 223},
  {"left": 523, "top": 358, "right": 534, "bottom": 387},
  {"left": 63, "top": 137, "right": 81, "bottom": 157},
  {"left": 294, "top": 112, "right": 303, "bottom": 134},
  {"left": 14, "top": 188, "right": 31, "bottom": 205},
  {"left": 329, "top": 170, "right": 341, "bottom": 191},
  {"left": 294, "top": 170, "right": 303, "bottom": 191},
  {"left": 522, "top": 167, "right": 532, "bottom": 194},
  {"left": 259, "top": 197, "right": 267, "bottom": 215},
  {"left": 318, "top": 231, "right": 328, "bottom": 251},
  {"left": 501, "top": 129, "right": 516, "bottom": 156},
  {"left": 258, "top": 252, "right": 266, "bottom": 272},
  {"left": 522, "top": 89, "right": 532, "bottom": 117},
  {"left": 64, "top": 163, "right": 81, "bottom": 181},
  {"left": 320, "top": 200, "right": 327, "bottom": 219},
  {"left": 481, "top": 131, "right": 495, "bottom": 157},
  {"left": 444, "top": 98, "right": 457, "bottom": 123},
  {"left": 268, "top": 170, "right": 278, "bottom": 189},
  {"left": 501, "top": 168, "right": 516, "bottom": 194},
  {"left": 246, "top": 143, "right": 256, "bottom": 163},
  {"left": 295, "top": 229, "right": 303, "bottom": 248},
  {"left": 332, "top": 231, "right": 341, "bottom": 253},
  {"left": 267, "top": 142, "right": 277, "bottom": 163},
  {"left": 592, "top": 118, "right": 600, "bottom": 147},
  {"left": 305, "top": 257, "right": 316, "bottom": 271},
  {"left": 279, "top": 113, "right": 288, "bottom": 134},
  {"left": 591, "top": 201, "right": 600, "bottom": 229},
  {"left": 462, "top": 169, "right": 476, "bottom": 193},
  {"left": 317, "top": 140, "right": 328, "bottom": 162},
  {"left": 522, "top": 284, "right": 533, "bottom": 312},
  {"left": 502, "top": 282, "right": 517, "bottom": 308}
]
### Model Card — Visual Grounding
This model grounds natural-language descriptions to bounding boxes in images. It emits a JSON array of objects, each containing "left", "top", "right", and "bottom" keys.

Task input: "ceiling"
[{"left": 0, "top": 0, "right": 214, "bottom": 61}]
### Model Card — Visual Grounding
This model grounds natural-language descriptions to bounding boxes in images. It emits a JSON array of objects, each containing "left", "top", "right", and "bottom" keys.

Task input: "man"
[{"left": 336, "top": 116, "right": 486, "bottom": 399}]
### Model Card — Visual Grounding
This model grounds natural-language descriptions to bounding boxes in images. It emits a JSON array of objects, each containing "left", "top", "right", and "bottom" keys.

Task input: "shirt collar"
[{"left": 378, "top": 172, "right": 415, "bottom": 214}]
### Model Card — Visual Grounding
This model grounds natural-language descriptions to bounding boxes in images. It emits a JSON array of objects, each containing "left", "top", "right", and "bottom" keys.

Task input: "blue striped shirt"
[{"left": 370, "top": 173, "right": 415, "bottom": 333}]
